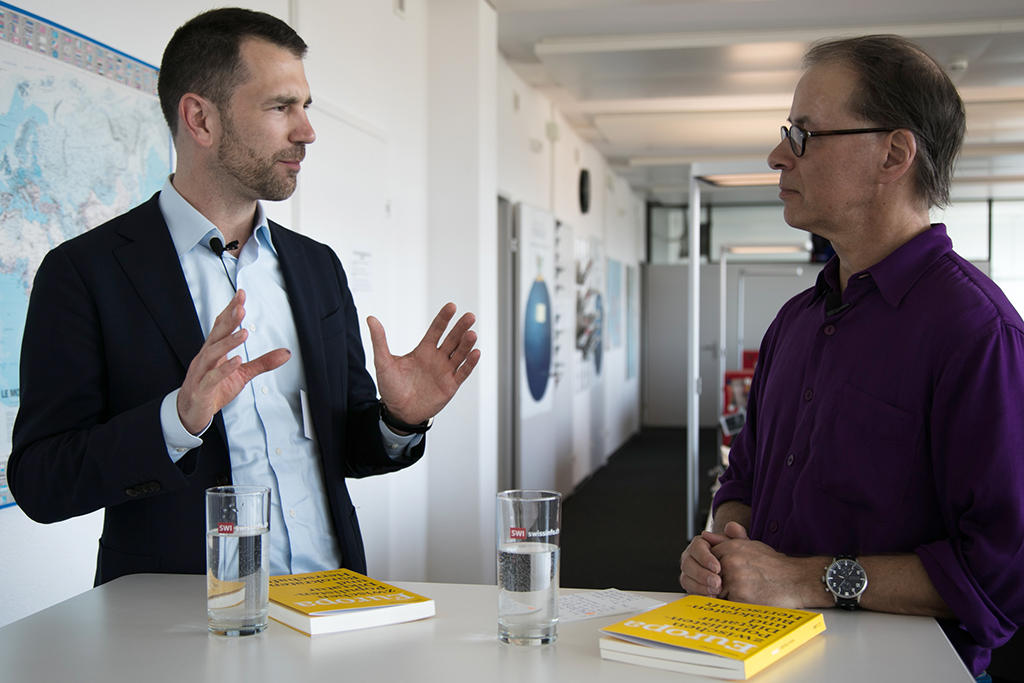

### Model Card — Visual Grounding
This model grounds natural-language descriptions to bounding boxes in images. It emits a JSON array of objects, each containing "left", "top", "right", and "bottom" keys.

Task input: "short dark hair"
[
  {"left": 157, "top": 8, "right": 307, "bottom": 135},
  {"left": 804, "top": 35, "right": 965, "bottom": 208}
]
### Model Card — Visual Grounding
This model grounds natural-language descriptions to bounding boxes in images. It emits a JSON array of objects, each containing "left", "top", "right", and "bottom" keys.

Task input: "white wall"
[
  {"left": 424, "top": 0, "right": 499, "bottom": 585},
  {"left": 496, "top": 60, "right": 645, "bottom": 490}
]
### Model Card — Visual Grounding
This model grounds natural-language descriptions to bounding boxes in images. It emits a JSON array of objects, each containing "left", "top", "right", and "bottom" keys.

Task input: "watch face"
[{"left": 826, "top": 558, "right": 867, "bottom": 598}]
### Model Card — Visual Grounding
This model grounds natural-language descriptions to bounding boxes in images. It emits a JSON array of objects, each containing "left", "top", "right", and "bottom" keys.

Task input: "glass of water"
[
  {"left": 496, "top": 489, "right": 561, "bottom": 645},
  {"left": 206, "top": 485, "right": 270, "bottom": 636}
]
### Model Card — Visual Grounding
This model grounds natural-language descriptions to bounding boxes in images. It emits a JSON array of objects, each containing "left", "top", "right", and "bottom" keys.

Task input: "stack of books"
[{"left": 599, "top": 595, "right": 826, "bottom": 679}]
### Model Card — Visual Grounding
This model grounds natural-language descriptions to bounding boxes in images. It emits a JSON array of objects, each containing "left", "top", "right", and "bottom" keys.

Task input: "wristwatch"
[
  {"left": 379, "top": 400, "right": 432, "bottom": 434},
  {"left": 822, "top": 555, "right": 867, "bottom": 610}
]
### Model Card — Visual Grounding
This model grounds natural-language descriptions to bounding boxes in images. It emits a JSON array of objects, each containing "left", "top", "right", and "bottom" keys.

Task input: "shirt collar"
[
  {"left": 158, "top": 176, "right": 276, "bottom": 258},
  {"left": 810, "top": 224, "right": 953, "bottom": 309},
  {"left": 812, "top": 256, "right": 840, "bottom": 305}
]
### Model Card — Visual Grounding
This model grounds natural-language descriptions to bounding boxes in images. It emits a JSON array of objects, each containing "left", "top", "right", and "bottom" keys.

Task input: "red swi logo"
[
  {"left": 509, "top": 527, "right": 527, "bottom": 540},
  {"left": 218, "top": 522, "right": 234, "bottom": 534}
]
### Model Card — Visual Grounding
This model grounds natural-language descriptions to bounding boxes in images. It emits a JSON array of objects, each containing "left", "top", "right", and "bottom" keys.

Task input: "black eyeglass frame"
[{"left": 780, "top": 125, "right": 896, "bottom": 157}]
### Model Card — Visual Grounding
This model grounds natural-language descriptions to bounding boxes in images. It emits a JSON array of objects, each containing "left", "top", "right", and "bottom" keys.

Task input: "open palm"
[{"left": 368, "top": 302, "right": 480, "bottom": 426}]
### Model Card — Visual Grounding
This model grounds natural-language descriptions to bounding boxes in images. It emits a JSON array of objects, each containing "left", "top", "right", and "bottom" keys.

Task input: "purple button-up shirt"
[{"left": 714, "top": 224, "right": 1024, "bottom": 676}]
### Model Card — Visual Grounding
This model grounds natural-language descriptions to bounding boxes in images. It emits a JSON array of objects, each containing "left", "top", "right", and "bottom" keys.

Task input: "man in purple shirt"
[{"left": 678, "top": 35, "right": 1024, "bottom": 678}]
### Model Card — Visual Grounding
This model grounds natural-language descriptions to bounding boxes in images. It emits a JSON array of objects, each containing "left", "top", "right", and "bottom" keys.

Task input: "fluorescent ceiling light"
[
  {"left": 698, "top": 173, "right": 780, "bottom": 187},
  {"left": 724, "top": 244, "right": 808, "bottom": 255}
]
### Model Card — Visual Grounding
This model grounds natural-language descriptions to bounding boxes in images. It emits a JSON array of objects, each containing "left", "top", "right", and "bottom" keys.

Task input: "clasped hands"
[
  {"left": 678, "top": 522, "right": 815, "bottom": 609},
  {"left": 177, "top": 290, "right": 479, "bottom": 435}
]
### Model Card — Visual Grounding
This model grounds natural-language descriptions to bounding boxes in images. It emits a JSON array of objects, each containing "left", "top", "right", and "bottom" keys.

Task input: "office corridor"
[{"left": 560, "top": 427, "right": 719, "bottom": 593}]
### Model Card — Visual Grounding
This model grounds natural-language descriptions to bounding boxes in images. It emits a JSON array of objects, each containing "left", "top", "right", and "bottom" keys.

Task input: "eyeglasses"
[{"left": 780, "top": 124, "right": 895, "bottom": 157}]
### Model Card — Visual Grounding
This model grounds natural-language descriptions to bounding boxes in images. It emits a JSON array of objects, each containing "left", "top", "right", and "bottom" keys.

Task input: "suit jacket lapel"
[
  {"left": 111, "top": 193, "right": 229, "bottom": 450},
  {"left": 272, "top": 223, "right": 332, "bottom": 450},
  {"left": 112, "top": 195, "right": 204, "bottom": 369}
]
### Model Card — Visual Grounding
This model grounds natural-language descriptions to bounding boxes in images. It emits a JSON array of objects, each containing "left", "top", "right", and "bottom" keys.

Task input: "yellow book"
[
  {"left": 268, "top": 568, "right": 435, "bottom": 636},
  {"left": 600, "top": 595, "right": 826, "bottom": 679}
]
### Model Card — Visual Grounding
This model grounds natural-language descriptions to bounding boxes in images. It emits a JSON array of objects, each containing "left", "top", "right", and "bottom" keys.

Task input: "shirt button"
[
  {"left": 261, "top": 386, "right": 269, "bottom": 395},
  {"left": 768, "top": 520, "right": 779, "bottom": 533},
  {"left": 803, "top": 389, "right": 814, "bottom": 401},
  {"left": 275, "top": 448, "right": 282, "bottom": 456},
  {"left": 823, "top": 324, "right": 836, "bottom": 336},
  {"left": 288, "top": 509, "right": 297, "bottom": 519},
  {"left": 786, "top": 453, "right": 795, "bottom": 466},
  {"left": 248, "top": 324, "right": 256, "bottom": 332}
]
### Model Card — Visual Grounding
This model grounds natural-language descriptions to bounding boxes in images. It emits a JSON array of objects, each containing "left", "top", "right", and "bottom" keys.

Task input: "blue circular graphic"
[{"left": 524, "top": 279, "right": 552, "bottom": 401}]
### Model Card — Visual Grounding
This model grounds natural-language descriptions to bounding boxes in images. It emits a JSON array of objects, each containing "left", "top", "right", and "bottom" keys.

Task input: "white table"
[{"left": 0, "top": 574, "right": 973, "bottom": 682}]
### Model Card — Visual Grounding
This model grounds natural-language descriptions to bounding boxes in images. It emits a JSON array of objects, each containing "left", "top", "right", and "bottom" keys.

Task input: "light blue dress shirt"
[{"left": 155, "top": 178, "right": 419, "bottom": 575}]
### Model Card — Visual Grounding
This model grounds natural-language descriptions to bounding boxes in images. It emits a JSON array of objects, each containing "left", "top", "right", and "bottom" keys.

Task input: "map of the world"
[{"left": 0, "top": 3, "right": 170, "bottom": 507}]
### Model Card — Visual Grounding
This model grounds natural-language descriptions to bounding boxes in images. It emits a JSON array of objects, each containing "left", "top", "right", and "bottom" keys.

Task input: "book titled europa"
[
  {"left": 268, "top": 568, "right": 435, "bottom": 636},
  {"left": 600, "top": 595, "right": 826, "bottom": 679}
]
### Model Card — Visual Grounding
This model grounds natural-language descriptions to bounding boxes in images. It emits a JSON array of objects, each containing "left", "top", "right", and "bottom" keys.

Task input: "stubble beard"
[{"left": 217, "top": 115, "right": 305, "bottom": 202}]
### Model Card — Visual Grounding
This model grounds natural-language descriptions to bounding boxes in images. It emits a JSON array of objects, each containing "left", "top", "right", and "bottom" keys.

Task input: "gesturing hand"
[
  {"left": 367, "top": 302, "right": 480, "bottom": 426},
  {"left": 176, "top": 290, "right": 291, "bottom": 434}
]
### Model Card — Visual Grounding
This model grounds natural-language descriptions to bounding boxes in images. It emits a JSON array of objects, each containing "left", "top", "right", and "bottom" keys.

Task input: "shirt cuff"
[
  {"left": 160, "top": 389, "right": 207, "bottom": 463},
  {"left": 379, "top": 419, "right": 424, "bottom": 460}
]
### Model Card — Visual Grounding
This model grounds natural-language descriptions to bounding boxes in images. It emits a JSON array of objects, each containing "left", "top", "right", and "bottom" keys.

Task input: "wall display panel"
[
  {"left": 574, "top": 236, "right": 604, "bottom": 390},
  {"left": 516, "top": 203, "right": 556, "bottom": 418},
  {"left": 0, "top": 1, "right": 171, "bottom": 508},
  {"left": 626, "top": 264, "right": 638, "bottom": 379},
  {"left": 605, "top": 258, "right": 622, "bottom": 349}
]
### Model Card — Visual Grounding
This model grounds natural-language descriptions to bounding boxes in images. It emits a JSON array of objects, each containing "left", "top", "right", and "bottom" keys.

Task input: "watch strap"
[{"left": 379, "top": 400, "right": 432, "bottom": 434}]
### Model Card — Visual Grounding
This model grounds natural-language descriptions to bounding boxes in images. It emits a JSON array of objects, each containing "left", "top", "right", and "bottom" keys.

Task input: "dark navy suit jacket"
[{"left": 9, "top": 193, "right": 422, "bottom": 585}]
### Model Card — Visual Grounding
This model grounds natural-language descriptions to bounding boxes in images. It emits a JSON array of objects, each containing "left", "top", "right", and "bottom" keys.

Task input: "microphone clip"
[{"left": 209, "top": 238, "right": 240, "bottom": 257}]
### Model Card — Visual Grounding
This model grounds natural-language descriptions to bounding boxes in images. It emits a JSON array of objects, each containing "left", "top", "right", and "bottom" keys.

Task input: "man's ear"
[
  {"left": 879, "top": 128, "right": 917, "bottom": 185},
  {"left": 177, "top": 93, "right": 219, "bottom": 149}
]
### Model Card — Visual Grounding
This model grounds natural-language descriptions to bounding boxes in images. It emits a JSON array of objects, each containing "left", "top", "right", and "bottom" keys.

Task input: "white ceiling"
[{"left": 495, "top": 0, "right": 1024, "bottom": 204}]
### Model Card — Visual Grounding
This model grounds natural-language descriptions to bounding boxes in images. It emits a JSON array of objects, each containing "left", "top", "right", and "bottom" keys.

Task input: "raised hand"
[
  {"left": 176, "top": 289, "right": 291, "bottom": 434},
  {"left": 367, "top": 302, "right": 480, "bottom": 426}
]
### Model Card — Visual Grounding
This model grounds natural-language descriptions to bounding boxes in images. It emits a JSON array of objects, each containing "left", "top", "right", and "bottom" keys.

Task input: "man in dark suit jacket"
[{"left": 8, "top": 8, "right": 479, "bottom": 586}]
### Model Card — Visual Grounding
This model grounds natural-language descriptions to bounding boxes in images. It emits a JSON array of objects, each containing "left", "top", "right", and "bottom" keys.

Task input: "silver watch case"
[{"left": 823, "top": 556, "right": 867, "bottom": 610}]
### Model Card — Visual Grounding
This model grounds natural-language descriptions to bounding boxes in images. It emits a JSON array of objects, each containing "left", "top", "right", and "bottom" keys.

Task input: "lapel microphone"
[
  {"left": 209, "top": 237, "right": 239, "bottom": 257},
  {"left": 209, "top": 237, "right": 240, "bottom": 291}
]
